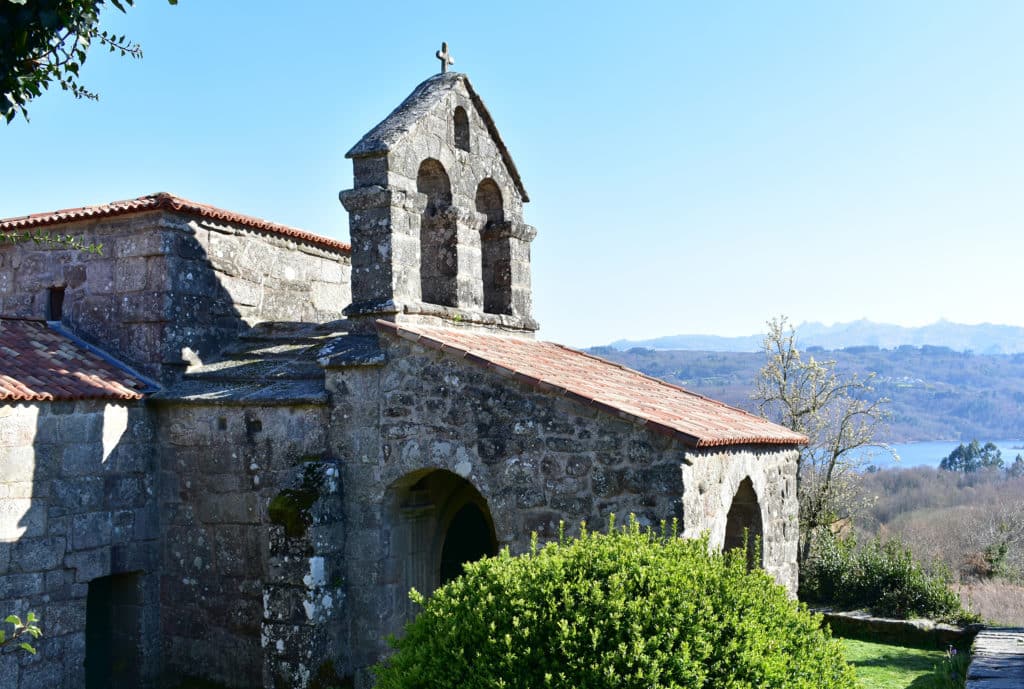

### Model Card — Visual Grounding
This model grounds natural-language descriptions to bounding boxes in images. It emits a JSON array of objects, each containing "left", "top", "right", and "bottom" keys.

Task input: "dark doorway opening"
[
  {"left": 724, "top": 478, "right": 764, "bottom": 570},
  {"left": 86, "top": 572, "right": 143, "bottom": 689},
  {"left": 440, "top": 502, "right": 495, "bottom": 584}
]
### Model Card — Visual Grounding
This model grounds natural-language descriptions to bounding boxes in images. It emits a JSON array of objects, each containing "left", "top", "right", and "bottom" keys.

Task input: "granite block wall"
[
  {"left": 156, "top": 402, "right": 346, "bottom": 689},
  {"left": 0, "top": 211, "right": 351, "bottom": 383},
  {"left": 0, "top": 400, "right": 158, "bottom": 689}
]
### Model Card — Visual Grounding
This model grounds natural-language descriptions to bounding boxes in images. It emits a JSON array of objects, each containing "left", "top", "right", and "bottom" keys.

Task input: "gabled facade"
[
  {"left": 342, "top": 73, "right": 536, "bottom": 333},
  {"left": 0, "top": 72, "right": 803, "bottom": 689}
]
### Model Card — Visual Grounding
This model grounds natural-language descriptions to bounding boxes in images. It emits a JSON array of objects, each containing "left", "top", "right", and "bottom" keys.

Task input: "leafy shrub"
[
  {"left": 374, "top": 517, "right": 857, "bottom": 689},
  {"left": 801, "top": 532, "right": 977, "bottom": 624}
]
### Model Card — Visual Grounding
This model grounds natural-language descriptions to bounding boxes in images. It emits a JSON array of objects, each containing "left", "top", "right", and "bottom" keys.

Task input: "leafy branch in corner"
[
  {"left": 1, "top": 0, "right": 178, "bottom": 123},
  {"left": 1, "top": 228, "right": 103, "bottom": 254},
  {"left": 0, "top": 612, "right": 42, "bottom": 655}
]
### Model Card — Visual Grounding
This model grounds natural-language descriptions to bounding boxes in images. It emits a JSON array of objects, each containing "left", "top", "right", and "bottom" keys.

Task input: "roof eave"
[
  {"left": 0, "top": 192, "right": 351, "bottom": 254},
  {"left": 376, "top": 320, "right": 807, "bottom": 450}
]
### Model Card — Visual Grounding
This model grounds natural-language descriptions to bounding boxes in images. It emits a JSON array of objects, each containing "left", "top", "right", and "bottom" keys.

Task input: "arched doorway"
[
  {"left": 384, "top": 470, "right": 497, "bottom": 630},
  {"left": 724, "top": 477, "right": 763, "bottom": 570}
]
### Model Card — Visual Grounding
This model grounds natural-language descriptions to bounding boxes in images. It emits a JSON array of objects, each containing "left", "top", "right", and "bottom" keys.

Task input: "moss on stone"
[{"left": 269, "top": 488, "right": 318, "bottom": 538}]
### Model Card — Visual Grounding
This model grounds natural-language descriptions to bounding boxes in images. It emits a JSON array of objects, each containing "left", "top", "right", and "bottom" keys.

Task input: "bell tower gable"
[{"left": 340, "top": 72, "right": 537, "bottom": 335}]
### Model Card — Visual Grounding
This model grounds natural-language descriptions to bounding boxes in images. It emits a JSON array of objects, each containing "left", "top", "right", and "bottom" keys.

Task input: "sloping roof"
[
  {"left": 378, "top": 321, "right": 807, "bottom": 449},
  {"left": 0, "top": 319, "right": 150, "bottom": 401},
  {"left": 0, "top": 192, "right": 351, "bottom": 254},
  {"left": 347, "top": 72, "right": 529, "bottom": 202}
]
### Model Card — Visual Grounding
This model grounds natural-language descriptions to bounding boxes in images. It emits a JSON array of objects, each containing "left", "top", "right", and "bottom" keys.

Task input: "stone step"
[
  {"left": 240, "top": 319, "right": 351, "bottom": 342},
  {"left": 185, "top": 357, "right": 324, "bottom": 382},
  {"left": 219, "top": 340, "right": 324, "bottom": 360},
  {"left": 967, "top": 627, "right": 1024, "bottom": 689}
]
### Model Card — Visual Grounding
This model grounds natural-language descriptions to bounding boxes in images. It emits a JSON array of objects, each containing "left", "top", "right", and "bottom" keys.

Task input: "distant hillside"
[
  {"left": 589, "top": 345, "right": 1024, "bottom": 443},
  {"left": 609, "top": 320, "right": 1024, "bottom": 355}
]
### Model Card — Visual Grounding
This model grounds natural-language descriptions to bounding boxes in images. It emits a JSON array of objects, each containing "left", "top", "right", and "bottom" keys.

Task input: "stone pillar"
[
  {"left": 498, "top": 220, "right": 536, "bottom": 321},
  {"left": 339, "top": 183, "right": 421, "bottom": 326},
  {"left": 453, "top": 206, "right": 483, "bottom": 311}
]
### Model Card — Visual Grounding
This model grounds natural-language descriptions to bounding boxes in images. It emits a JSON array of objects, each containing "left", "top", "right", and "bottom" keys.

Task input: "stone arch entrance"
[
  {"left": 384, "top": 469, "right": 497, "bottom": 629},
  {"left": 724, "top": 477, "right": 763, "bottom": 569}
]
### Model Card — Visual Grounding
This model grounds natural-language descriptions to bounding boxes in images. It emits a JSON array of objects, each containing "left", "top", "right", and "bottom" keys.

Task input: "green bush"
[
  {"left": 374, "top": 518, "right": 856, "bottom": 689},
  {"left": 801, "top": 532, "right": 976, "bottom": 624}
]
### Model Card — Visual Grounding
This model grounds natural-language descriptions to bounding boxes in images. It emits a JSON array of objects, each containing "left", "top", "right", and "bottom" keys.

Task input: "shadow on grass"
[{"left": 841, "top": 638, "right": 965, "bottom": 689}]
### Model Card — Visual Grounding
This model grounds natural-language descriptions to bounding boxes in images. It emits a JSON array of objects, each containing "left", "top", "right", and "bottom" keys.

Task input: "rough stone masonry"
[{"left": 0, "top": 71, "right": 803, "bottom": 689}]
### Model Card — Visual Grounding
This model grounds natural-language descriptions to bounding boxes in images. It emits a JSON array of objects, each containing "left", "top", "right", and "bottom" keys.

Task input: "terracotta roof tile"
[
  {"left": 0, "top": 319, "right": 148, "bottom": 401},
  {"left": 0, "top": 192, "right": 351, "bottom": 254},
  {"left": 378, "top": 321, "right": 807, "bottom": 449}
]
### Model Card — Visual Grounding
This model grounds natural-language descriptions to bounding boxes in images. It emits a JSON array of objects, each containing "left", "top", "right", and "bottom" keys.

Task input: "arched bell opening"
[
  {"left": 383, "top": 469, "right": 497, "bottom": 630},
  {"left": 724, "top": 477, "right": 764, "bottom": 570},
  {"left": 476, "top": 178, "right": 512, "bottom": 315},
  {"left": 417, "top": 159, "right": 457, "bottom": 307}
]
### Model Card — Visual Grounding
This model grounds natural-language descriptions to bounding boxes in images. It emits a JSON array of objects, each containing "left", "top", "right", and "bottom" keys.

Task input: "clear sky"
[{"left": 3, "top": 1, "right": 1022, "bottom": 347}]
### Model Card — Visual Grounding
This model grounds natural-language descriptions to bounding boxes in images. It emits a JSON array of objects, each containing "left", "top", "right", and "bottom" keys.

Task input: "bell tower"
[{"left": 340, "top": 69, "right": 538, "bottom": 336}]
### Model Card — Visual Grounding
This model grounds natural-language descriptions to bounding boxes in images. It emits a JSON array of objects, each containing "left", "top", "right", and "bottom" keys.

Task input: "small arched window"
[{"left": 454, "top": 106, "right": 470, "bottom": 152}]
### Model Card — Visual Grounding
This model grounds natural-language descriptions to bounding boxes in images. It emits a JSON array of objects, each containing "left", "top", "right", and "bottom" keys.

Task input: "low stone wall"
[{"left": 819, "top": 609, "right": 982, "bottom": 649}]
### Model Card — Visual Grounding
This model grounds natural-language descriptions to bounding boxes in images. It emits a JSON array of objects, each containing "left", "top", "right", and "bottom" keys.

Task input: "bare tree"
[{"left": 753, "top": 316, "right": 892, "bottom": 563}]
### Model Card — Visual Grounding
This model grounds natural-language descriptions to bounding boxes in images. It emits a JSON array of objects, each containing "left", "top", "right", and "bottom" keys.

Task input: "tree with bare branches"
[{"left": 753, "top": 316, "right": 893, "bottom": 564}]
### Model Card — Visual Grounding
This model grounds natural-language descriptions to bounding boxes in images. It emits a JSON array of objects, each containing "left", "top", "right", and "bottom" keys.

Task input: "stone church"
[{"left": 0, "top": 69, "right": 803, "bottom": 688}]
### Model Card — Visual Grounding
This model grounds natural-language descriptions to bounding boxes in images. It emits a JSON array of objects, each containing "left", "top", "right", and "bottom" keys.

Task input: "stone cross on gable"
[{"left": 436, "top": 42, "right": 454, "bottom": 73}]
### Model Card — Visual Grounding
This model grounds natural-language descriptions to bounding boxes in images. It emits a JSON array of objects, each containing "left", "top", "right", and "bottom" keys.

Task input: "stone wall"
[
  {"left": 327, "top": 335, "right": 695, "bottom": 685},
  {"left": 155, "top": 401, "right": 345, "bottom": 689},
  {"left": 0, "top": 400, "right": 158, "bottom": 689},
  {"left": 681, "top": 446, "right": 799, "bottom": 594},
  {"left": 0, "top": 211, "right": 350, "bottom": 383}
]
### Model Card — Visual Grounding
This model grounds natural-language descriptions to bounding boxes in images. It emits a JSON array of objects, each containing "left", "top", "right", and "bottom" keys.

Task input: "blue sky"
[{"left": 4, "top": 2, "right": 1023, "bottom": 347}]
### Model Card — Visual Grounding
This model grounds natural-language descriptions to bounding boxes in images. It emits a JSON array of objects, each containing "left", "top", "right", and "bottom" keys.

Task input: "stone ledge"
[{"left": 817, "top": 609, "right": 982, "bottom": 648}]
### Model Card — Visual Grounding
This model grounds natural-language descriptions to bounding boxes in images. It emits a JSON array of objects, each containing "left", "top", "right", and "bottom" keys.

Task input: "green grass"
[{"left": 841, "top": 638, "right": 967, "bottom": 689}]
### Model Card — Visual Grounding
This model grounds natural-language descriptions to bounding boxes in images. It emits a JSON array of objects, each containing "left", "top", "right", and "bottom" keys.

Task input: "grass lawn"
[{"left": 841, "top": 638, "right": 965, "bottom": 689}]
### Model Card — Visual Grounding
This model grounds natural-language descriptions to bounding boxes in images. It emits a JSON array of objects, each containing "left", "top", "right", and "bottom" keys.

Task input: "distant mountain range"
[
  {"left": 587, "top": 345, "right": 1024, "bottom": 443},
  {"left": 607, "top": 320, "right": 1024, "bottom": 355}
]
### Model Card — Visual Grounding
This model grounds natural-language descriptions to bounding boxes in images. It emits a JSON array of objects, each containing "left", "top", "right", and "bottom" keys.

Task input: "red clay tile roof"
[
  {"left": 378, "top": 321, "right": 807, "bottom": 449},
  {"left": 0, "top": 192, "right": 351, "bottom": 254},
  {"left": 0, "top": 319, "right": 148, "bottom": 401}
]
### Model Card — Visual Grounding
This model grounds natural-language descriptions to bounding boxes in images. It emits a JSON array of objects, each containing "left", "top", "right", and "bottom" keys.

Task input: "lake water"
[{"left": 853, "top": 439, "right": 1024, "bottom": 469}]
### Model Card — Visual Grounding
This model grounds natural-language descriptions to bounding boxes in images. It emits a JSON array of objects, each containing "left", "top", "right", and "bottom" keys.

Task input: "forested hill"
[{"left": 588, "top": 345, "right": 1024, "bottom": 443}]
